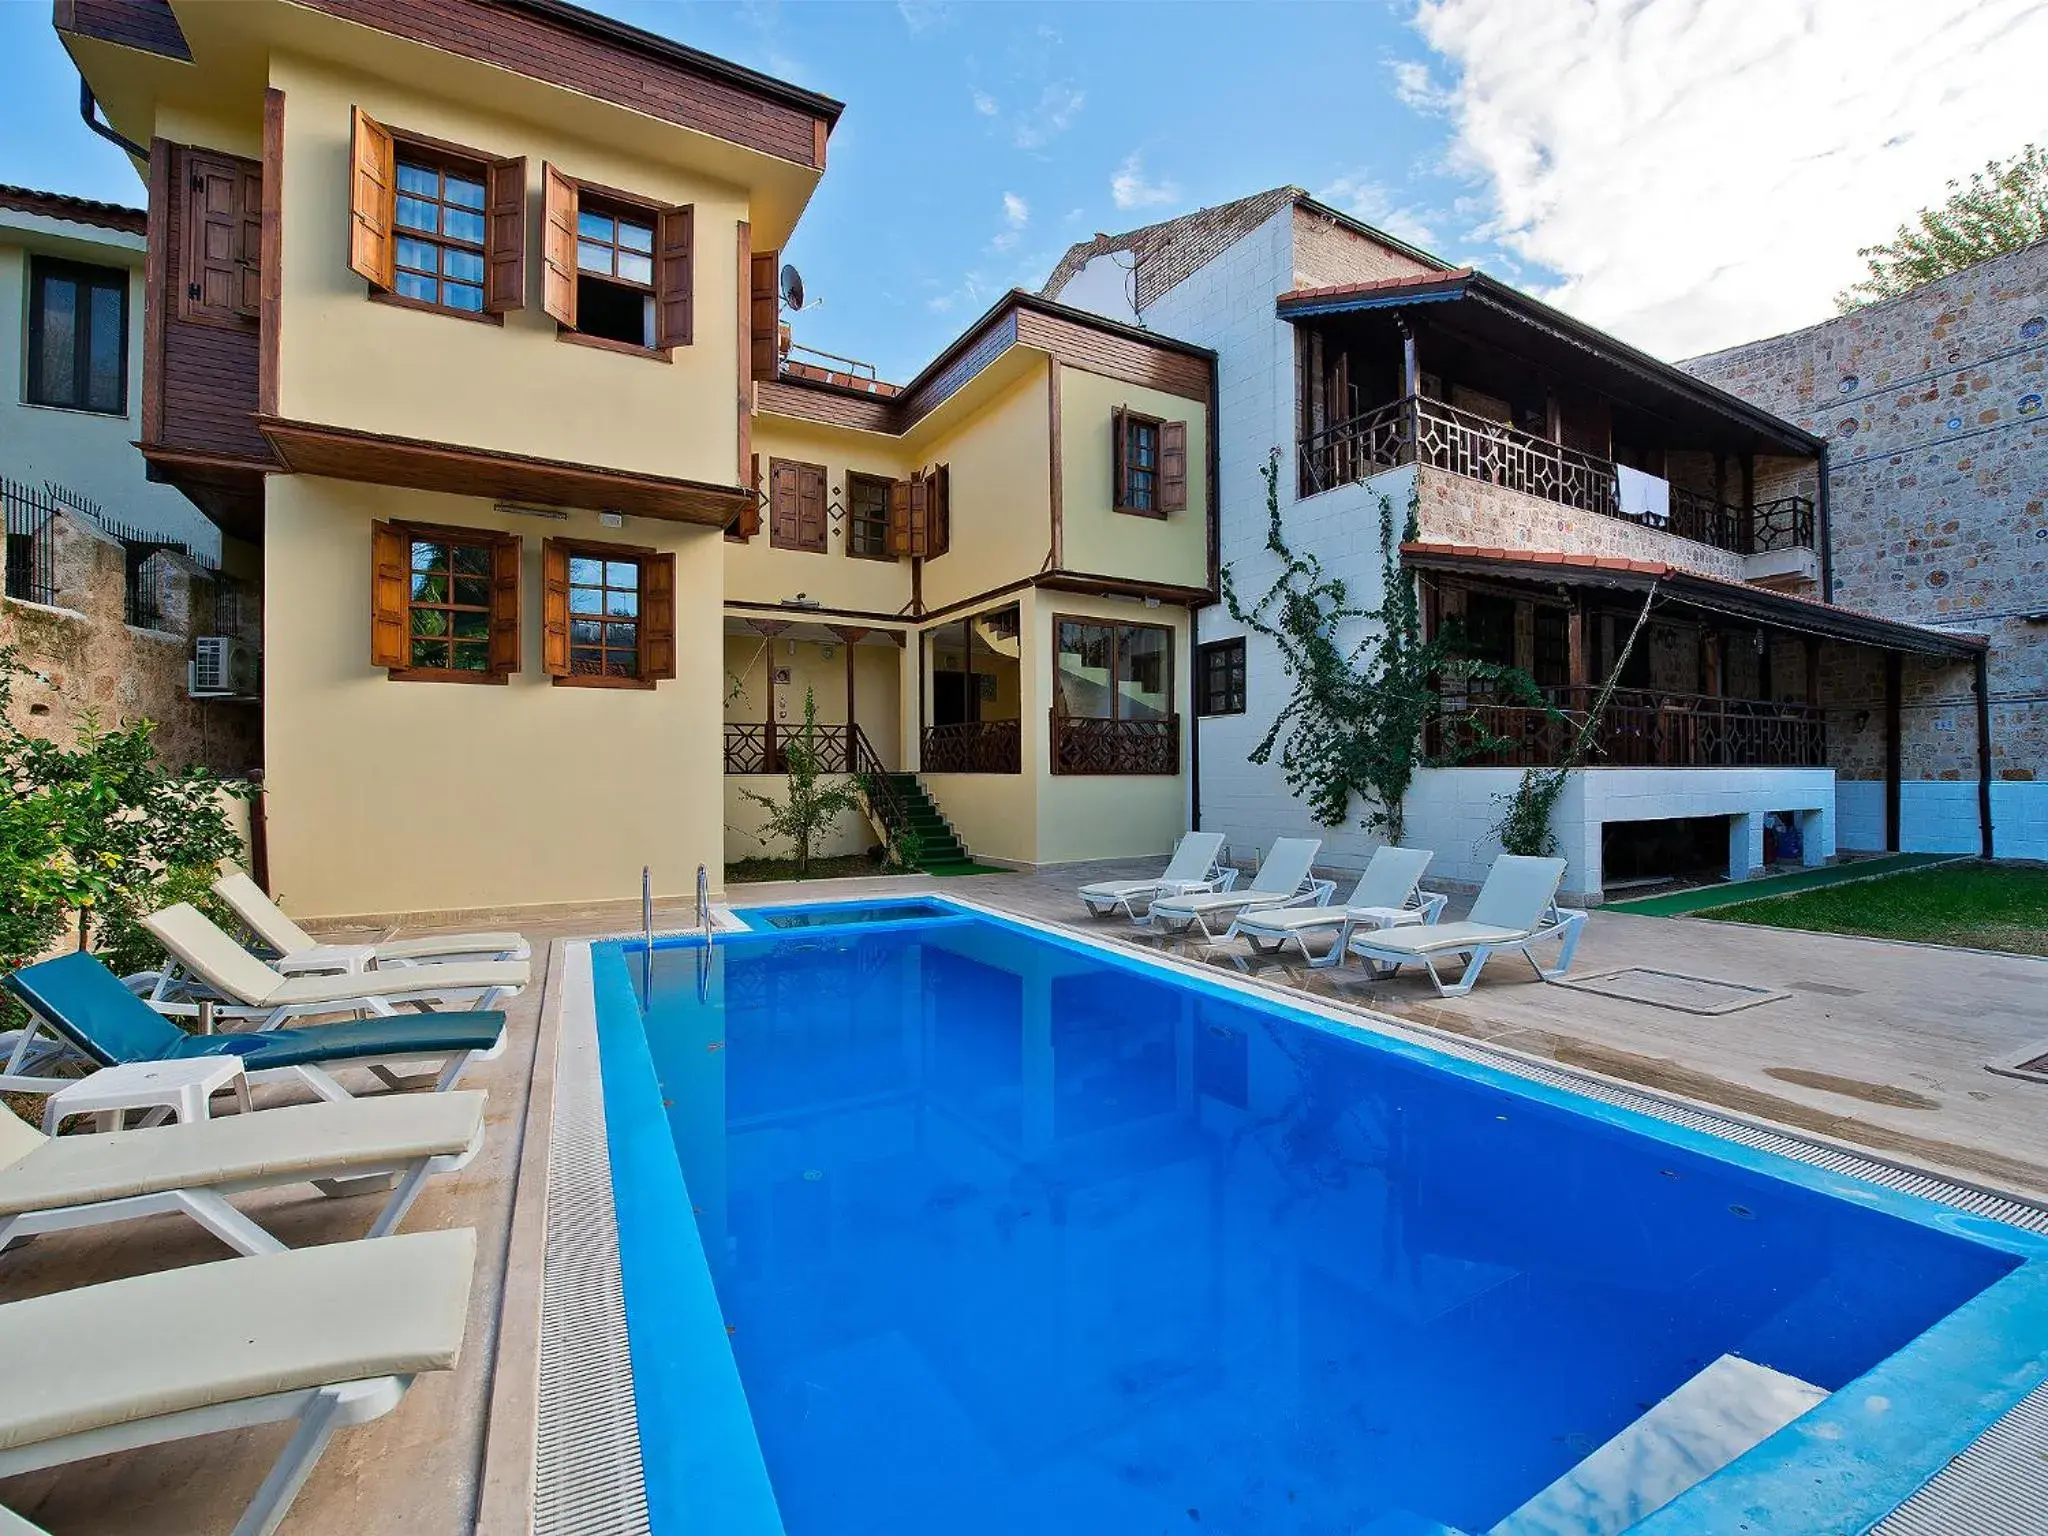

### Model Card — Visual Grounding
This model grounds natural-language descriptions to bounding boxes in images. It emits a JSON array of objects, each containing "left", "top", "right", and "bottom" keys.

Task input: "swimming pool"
[{"left": 589, "top": 902, "right": 2048, "bottom": 1535}]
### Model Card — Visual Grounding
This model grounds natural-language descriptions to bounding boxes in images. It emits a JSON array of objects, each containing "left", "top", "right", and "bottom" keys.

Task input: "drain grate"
[
  {"left": 1987, "top": 1043, "right": 2048, "bottom": 1087},
  {"left": 533, "top": 944, "right": 651, "bottom": 1536},
  {"left": 1552, "top": 966, "right": 1789, "bottom": 1016}
]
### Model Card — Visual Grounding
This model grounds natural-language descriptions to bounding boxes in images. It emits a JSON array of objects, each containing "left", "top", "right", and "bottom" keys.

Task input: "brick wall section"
[
  {"left": 1, "top": 513, "right": 259, "bottom": 775},
  {"left": 1289, "top": 206, "right": 1436, "bottom": 292},
  {"left": 1409, "top": 466, "right": 1750, "bottom": 582},
  {"left": 1685, "top": 239, "right": 2048, "bottom": 796}
]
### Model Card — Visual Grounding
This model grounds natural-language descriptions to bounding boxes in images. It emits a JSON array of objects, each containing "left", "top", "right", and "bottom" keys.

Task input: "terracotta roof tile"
[{"left": 1277, "top": 268, "right": 1474, "bottom": 306}]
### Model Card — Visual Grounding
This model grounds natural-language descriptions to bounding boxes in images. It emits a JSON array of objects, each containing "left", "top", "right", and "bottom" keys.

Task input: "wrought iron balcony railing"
[{"left": 1424, "top": 686, "right": 1826, "bottom": 769}]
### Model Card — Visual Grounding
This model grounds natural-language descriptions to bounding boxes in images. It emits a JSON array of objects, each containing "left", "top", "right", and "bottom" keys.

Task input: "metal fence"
[
  {"left": 3, "top": 478, "right": 58, "bottom": 606},
  {"left": 12, "top": 479, "right": 219, "bottom": 629}
]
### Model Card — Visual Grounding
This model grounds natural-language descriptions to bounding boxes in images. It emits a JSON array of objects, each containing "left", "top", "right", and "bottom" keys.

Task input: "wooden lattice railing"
[
  {"left": 1425, "top": 686, "right": 1826, "bottom": 768},
  {"left": 1049, "top": 712, "right": 1180, "bottom": 775},
  {"left": 919, "top": 718, "right": 1021, "bottom": 774}
]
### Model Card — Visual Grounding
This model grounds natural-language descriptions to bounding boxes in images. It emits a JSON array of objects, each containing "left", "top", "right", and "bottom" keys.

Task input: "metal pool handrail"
[{"left": 696, "top": 864, "right": 710, "bottom": 934}]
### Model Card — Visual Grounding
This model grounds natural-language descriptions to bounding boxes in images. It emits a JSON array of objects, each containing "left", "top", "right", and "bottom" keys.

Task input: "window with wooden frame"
[
  {"left": 1197, "top": 638, "right": 1246, "bottom": 717},
  {"left": 886, "top": 464, "right": 950, "bottom": 559},
  {"left": 768, "top": 458, "right": 828, "bottom": 553},
  {"left": 1053, "top": 616, "right": 1174, "bottom": 721},
  {"left": 370, "top": 521, "right": 521, "bottom": 683},
  {"left": 1111, "top": 405, "right": 1188, "bottom": 517},
  {"left": 846, "top": 473, "right": 893, "bottom": 559},
  {"left": 541, "top": 164, "right": 693, "bottom": 356},
  {"left": 348, "top": 107, "right": 524, "bottom": 321},
  {"left": 27, "top": 257, "right": 127, "bottom": 414},
  {"left": 541, "top": 538, "right": 677, "bottom": 689},
  {"left": 179, "top": 148, "right": 261, "bottom": 329}
]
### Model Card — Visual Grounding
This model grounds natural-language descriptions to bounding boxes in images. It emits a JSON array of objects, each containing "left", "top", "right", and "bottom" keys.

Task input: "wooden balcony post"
[
  {"left": 1397, "top": 313, "right": 1420, "bottom": 465},
  {"left": 1567, "top": 601, "right": 1587, "bottom": 688},
  {"left": 1741, "top": 453, "right": 1756, "bottom": 553}
]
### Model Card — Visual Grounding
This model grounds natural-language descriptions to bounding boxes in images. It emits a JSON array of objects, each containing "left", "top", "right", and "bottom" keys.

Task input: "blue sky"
[{"left": 5, "top": 1, "right": 2042, "bottom": 379}]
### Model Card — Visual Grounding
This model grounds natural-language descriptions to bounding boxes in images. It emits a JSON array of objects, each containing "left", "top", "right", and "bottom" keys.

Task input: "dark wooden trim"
[
  {"left": 0, "top": 180, "right": 146, "bottom": 235},
  {"left": 563, "top": 170, "right": 665, "bottom": 216},
  {"left": 1974, "top": 653, "right": 1995, "bottom": 860},
  {"left": 723, "top": 599, "right": 912, "bottom": 626},
  {"left": 551, "top": 672, "right": 657, "bottom": 691},
  {"left": 1016, "top": 307, "right": 1211, "bottom": 404},
  {"left": 258, "top": 415, "right": 749, "bottom": 525},
  {"left": 1040, "top": 570, "right": 1212, "bottom": 606},
  {"left": 843, "top": 471, "right": 897, "bottom": 561},
  {"left": 369, "top": 288, "right": 506, "bottom": 326},
  {"left": 54, "top": 0, "right": 192, "bottom": 62},
  {"left": 386, "top": 667, "right": 511, "bottom": 686},
  {"left": 555, "top": 328, "right": 670, "bottom": 362},
  {"left": 296, "top": 0, "right": 836, "bottom": 167},
  {"left": 138, "top": 442, "right": 276, "bottom": 474},
  {"left": 1047, "top": 362, "right": 1064, "bottom": 569},
  {"left": 141, "top": 138, "right": 171, "bottom": 447},
  {"left": 735, "top": 220, "right": 752, "bottom": 489},
  {"left": 1884, "top": 651, "right": 1903, "bottom": 852},
  {"left": 258, "top": 90, "right": 284, "bottom": 417}
]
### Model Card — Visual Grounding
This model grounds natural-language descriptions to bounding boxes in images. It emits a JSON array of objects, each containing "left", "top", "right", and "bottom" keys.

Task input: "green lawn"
[{"left": 1702, "top": 862, "right": 2048, "bottom": 955}]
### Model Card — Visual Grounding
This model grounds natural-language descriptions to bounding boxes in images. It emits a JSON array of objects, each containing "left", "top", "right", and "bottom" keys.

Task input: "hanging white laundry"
[{"left": 1614, "top": 464, "right": 1670, "bottom": 523}]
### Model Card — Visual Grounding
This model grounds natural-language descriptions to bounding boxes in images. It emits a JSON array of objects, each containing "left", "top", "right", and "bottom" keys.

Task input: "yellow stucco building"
[{"left": 63, "top": 0, "right": 1215, "bottom": 917}]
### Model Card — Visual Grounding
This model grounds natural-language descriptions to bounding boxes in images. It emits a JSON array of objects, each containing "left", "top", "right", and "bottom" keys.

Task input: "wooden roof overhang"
[
  {"left": 1401, "top": 543, "right": 1986, "bottom": 660},
  {"left": 1278, "top": 271, "right": 1821, "bottom": 458}
]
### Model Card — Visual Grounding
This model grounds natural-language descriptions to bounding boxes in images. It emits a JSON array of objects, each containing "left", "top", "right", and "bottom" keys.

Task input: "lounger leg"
[
  {"left": 278, "top": 1064, "right": 357, "bottom": 1103},
  {"left": 1428, "top": 946, "right": 1492, "bottom": 999},
  {"left": 1309, "top": 921, "right": 1354, "bottom": 970},
  {"left": 0, "top": 1191, "right": 286, "bottom": 1257},
  {"left": 1526, "top": 914, "right": 1588, "bottom": 982},
  {"left": 363, "top": 1159, "right": 434, "bottom": 1239},
  {"left": 232, "top": 1386, "right": 351, "bottom": 1536}
]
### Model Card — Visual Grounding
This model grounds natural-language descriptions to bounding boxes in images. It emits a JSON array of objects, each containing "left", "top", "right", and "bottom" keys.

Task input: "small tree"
[
  {"left": 736, "top": 687, "right": 864, "bottom": 877},
  {"left": 1222, "top": 449, "right": 1541, "bottom": 843},
  {"left": 1837, "top": 144, "right": 2048, "bottom": 311}
]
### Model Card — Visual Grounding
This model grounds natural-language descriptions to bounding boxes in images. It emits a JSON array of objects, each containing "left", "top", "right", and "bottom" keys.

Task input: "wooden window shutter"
[
  {"left": 907, "top": 470, "right": 929, "bottom": 558},
  {"left": 541, "top": 163, "right": 578, "bottom": 327},
  {"left": 233, "top": 161, "right": 263, "bottom": 319},
  {"left": 655, "top": 203, "right": 694, "bottom": 348},
  {"left": 182, "top": 151, "right": 245, "bottom": 323},
  {"left": 749, "top": 249, "right": 780, "bottom": 380},
  {"left": 541, "top": 538, "right": 571, "bottom": 677},
  {"left": 927, "top": 464, "right": 951, "bottom": 558},
  {"left": 485, "top": 156, "right": 526, "bottom": 314},
  {"left": 1160, "top": 421, "right": 1188, "bottom": 513},
  {"left": 347, "top": 106, "right": 396, "bottom": 291},
  {"left": 796, "top": 462, "right": 827, "bottom": 552},
  {"left": 488, "top": 534, "right": 522, "bottom": 674},
  {"left": 643, "top": 553, "right": 677, "bottom": 680},
  {"left": 887, "top": 477, "right": 911, "bottom": 556},
  {"left": 1110, "top": 404, "right": 1129, "bottom": 509},
  {"left": 768, "top": 459, "right": 801, "bottom": 549},
  {"left": 369, "top": 520, "right": 409, "bottom": 668}
]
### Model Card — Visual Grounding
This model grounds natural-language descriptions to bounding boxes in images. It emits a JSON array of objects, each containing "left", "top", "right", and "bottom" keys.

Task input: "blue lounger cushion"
[{"left": 4, "top": 951, "right": 505, "bottom": 1068}]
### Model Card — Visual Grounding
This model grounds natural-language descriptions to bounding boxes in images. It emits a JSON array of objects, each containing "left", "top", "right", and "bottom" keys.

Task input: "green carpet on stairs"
[{"left": 1603, "top": 852, "right": 1961, "bottom": 917}]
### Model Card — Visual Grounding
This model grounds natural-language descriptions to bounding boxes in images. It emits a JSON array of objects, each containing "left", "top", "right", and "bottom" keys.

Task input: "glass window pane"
[
  {"left": 454, "top": 576, "right": 490, "bottom": 608},
  {"left": 570, "top": 618, "right": 603, "bottom": 646},
  {"left": 452, "top": 544, "right": 492, "bottom": 576},
  {"left": 1055, "top": 620, "right": 1115, "bottom": 718},
  {"left": 452, "top": 641, "right": 489, "bottom": 671},
  {"left": 443, "top": 247, "right": 484, "bottom": 283},
  {"left": 570, "top": 647, "right": 603, "bottom": 675},
  {"left": 617, "top": 220, "right": 653, "bottom": 253},
  {"left": 87, "top": 283, "right": 123, "bottom": 413},
  {"left": 410, "top": 637, "right": 448, "bottom": 668},
  {"left": 569, "top": 585, "right": 601, "bottom": 613},
  {"left": 568, "top": 557, "right": 603, "bottom": 584},
  {"left": 576, "top": 240, "right": 613, "bottom": 275},
  {"left": 607, "top": 621, "right": 637, "bottom": 653},
  {"left": 446, "top": 284, "right": 484, "bottom": 312},
  {"left": 605, "top": 561, "right": 639, "bottom": 588},
  {"left": 411, "top": 573, "right": 446, "bottom": 604},
  {"left": 616, "top": 252, "right": 652, "bottom": 286},
  {"left": 395, "top": 196, "right": 439, "bottom": 234},
  {"left": 443, "top": 175, "right": 485, "bottom": 210},
  {"left": 444, "top": 208, "right": 484, "bottom": 244},
  {"left": 410, "top": 607, "right": 448, "bottom": 637},
  {"left": 605, "top": 589, "right": 638, "bottom": 617},
  {"left": 453, "top": 611, "right": 490, "bottom": 639},
  {"left": 396, "top": 164, "right": 439, "bottom": 196},
  {"left": 411, "top": 541, "right": 446, "bottom": 571},
  {"left": 396, "top": 236, "right": 438, "bottom": 274},
  {"left": 607, "top": 653, "right": 639, "bottom": 678},
  {"left": 1117, "top": 625, "right": 1170, "bottom": 719},
  {"left": 35, "top": 274, "right": 78, "bottom": 405},
  {"left": 396, "top": 270, "right": 438, "bottom": 303},
  {"left": 577, "top": 210, "right": 614, "bottom": 242}
]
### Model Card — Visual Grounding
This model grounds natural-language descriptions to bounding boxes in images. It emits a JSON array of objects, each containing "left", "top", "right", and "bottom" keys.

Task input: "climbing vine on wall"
[{"left": 1221, "top": 450, "right": 1542, "bottom": 844}]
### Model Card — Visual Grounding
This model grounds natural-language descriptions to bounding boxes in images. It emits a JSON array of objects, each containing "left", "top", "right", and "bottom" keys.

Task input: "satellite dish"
[{"left": 779, "top": 263, "right": 805, "bottom": 312}]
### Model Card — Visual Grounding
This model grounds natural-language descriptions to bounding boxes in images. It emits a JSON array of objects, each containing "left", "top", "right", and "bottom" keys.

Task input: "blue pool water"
[
  {"left": 738, "top": 898, "right": 959, "bottom": 931},
  {"left": 599, "top": 912, "right": 2048, "bottom": 1535}
]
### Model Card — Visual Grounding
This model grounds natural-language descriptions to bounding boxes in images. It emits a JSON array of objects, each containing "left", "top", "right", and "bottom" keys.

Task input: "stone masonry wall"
[
  {"left": 1685, "top": 239, "right": 2047, "bottom": 856},
  {"left": 1, "top": 512, "right": 259, "bottom": 775},
  {"left": 1290, "top": 205, "right": 1437, "bottom": 293},
  {"left": 1411, "top": 466, "right": 1750, "bottom": 582}
]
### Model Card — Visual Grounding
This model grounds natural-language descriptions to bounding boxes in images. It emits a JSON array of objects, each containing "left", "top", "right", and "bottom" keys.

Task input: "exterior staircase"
[{"left": 883, "top": 773, "right": 978, "bottom": 874}]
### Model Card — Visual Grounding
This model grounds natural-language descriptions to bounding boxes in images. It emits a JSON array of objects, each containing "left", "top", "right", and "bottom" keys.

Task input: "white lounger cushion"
[
  {"left": 1350, "top": 920, "right": 1536, "bottom": 956},
  {"left": 0, "top": 1227, "right": 474, "bottom": 1453},
  {"left": 1154, "top": 838, "right": 1321, "bottom": 915},
  {"left": 214, "top": 873, "right": 527, "bottom": 963},
  {"left": 1078, "top": 833, "right": 1227, "bottom": 901},
  {"left": 0, "top": 1092, "right": 485, "bottom": 1215},
  {"left": 1235, "top": 905, "right": 1415, "bottom": 935},
  {"left": 145, "top": 904, "right": 527, "bottom": 1007}
]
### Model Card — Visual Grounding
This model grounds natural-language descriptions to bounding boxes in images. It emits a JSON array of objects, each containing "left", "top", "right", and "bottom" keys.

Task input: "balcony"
[
  {"left": 1425, "top": 687, "right": 1826, "bottom": 770},
  {"left": 1300, "top": 396, "right": 1814, "bottom": 559},
  {"left": 1050, "top": 712, "right": 1180, "bottom": 776}
]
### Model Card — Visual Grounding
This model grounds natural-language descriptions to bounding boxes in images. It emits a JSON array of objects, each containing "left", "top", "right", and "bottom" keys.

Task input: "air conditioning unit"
[{"left": 189, "top": 635, "right": 258, "bottom": 698}]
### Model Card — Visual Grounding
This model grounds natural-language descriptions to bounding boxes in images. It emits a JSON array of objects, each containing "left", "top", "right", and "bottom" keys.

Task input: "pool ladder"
[{"left": 696, "top": 863, "right": 711, "bottom": 933}]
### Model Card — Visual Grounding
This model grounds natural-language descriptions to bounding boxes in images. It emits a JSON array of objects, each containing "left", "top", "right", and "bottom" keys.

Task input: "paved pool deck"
[{"left": 3, "top": 863, "right": 2045, "bottom": 1534}]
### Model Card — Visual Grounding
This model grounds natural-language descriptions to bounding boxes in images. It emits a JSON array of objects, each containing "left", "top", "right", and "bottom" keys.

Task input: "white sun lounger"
[
  {"left": 142, "top": 904, "right": 527, "bottom": 1032},
  {"left": 0, "top": 1090, "right": 487, "bottom": 1258},
  {"left": 214, "top": 872, "right": 530, "bottom": 971},
  {"left": 0, "top": 1228, "right": 474, "bottom": 1536},
  {"left": 1346, "top": 854, "right": 1587, "bottom": 997},
  {"left": 1224, "top": 845, "right": 1446, "bottom": 966},
  {"left": 1077, "top": 832, "right": 1234, "bottom": 919},
  {"left": 1146, "top": 838, "right": 1330, "bottom": 942}
]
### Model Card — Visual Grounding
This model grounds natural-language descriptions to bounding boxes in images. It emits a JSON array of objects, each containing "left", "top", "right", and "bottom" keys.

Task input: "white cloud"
[
  {"left": 1406, "top": 0, "right": 2048, "bottom": 359},
  {"left": 1012, "top": 84, "right": 1085, "bottom": 150},
  {"left": 1003, "top": 192, "right": 1030, "bottom": 228},
  {"left": 1315, "top": 173, "right": 1439, "bottom": 252},
  {"left": 897, "top": 0, "right": 947, "bottom": 34},
  {"left": 1111, "top": 154, "right": 1180, "bottom": 211},
  {"left": 1389, "top": 59, "right": 1452, "bottom": 113},
  {"left": 972, "top": 90, "right": 998, "bottom": 117}
]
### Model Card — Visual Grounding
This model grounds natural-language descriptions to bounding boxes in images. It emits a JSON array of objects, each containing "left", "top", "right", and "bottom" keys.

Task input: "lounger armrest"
[
  {"left": 1306, "top": 878, "right": 1337, "bottom": 907},
  {"left": 1215, "top": 869, "right": 1240, "bottom": 892},
  {"left": 1416, "top": 892, "right": 1449, "bottom": 924}
]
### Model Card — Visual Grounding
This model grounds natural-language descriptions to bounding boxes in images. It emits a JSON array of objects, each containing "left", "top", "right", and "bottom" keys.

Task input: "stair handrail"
[{"left": 849, "top": 724, "right": 909, "bottom": 836}]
